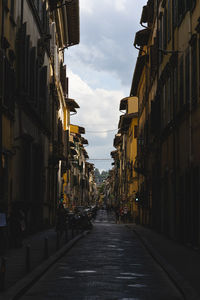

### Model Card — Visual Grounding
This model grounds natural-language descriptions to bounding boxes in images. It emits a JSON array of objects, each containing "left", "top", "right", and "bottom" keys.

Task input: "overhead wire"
[
  {"left": 87, "top": 158, "right": 112, "bottom": 160},
  {"left": 86, "top": 128, "right": 118, "bottom": 133}
]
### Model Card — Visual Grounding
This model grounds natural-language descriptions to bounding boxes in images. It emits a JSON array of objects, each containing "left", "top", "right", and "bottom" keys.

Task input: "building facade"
[
  {"left": 131, "top": 0, "right": 200, "bottom": 245},
  {"left": 0, "top": 0, "right": 84, "bottom": 236}
]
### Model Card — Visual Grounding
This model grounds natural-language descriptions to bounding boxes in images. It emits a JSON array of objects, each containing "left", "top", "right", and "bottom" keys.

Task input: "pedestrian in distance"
[
  {"left": 55, "top": 203, "right": 67, "bottom": 237},
  {"left": 0, "top": 203, "right": 8, "bottom": 255},
  {"left": 9, "top": 204, "right": 25, "bottom": 248}
]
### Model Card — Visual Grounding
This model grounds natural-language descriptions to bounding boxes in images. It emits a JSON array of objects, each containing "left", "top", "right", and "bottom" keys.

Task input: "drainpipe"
[{"left": 0, "top": 2, "right": 5, "bottom": 202}]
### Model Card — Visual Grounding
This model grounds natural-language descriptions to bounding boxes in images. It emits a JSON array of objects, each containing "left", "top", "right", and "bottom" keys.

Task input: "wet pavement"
[{"left": 20, "top": 210, "right": 183, "bottom": 300}]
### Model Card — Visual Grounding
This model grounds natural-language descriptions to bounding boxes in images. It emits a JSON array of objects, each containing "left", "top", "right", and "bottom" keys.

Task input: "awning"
[
  {"left": 119, "top": 113, "right": 138, "bottom": 132},
  {"left": 82, "top": 149, "right": 89, "bottom": 159},
  {"left": 119, "top": 97, "right": 129, "bottom": 111},
  {"left": 130, "top": 54, "right": 147, "bottom": 96},
  {"left": 140, "top": 4, "right": 154, "bottom": 24},
  {"left": 140, "top": 6, "right": 149, "bottom": 23},
  {"left": 70, "top": 124, "right": 85, "bottom": 134},
  {"left": 113, "top": 134, "right": 122, "bottom": 147},
  {"left": 69, "top": 107, "right": 77, "bottom": 113},
  {"left": 78, "top": 126, "right": 85, "bottom": 134},
  {"left": 110, "top": 150, "right": 118, "bottom": 158},
  {"left": 70, "top": 148, "right": 78, "bottom": 156},
  {"left": 134, "top": 28, "right": 151, "bottom": 47},
  {"left": 65, "top": 0, "right": 80, "bottom": 47},
  {"left": 69, "top": 141, "right": 75, "bottom": 148},
  {"left": 73, "top": 135, "right": 79, "bottom": 142},
  {"left": 81, "top": 137, "right": 88, "bottom": 145},
  {"left": 65, "top": 98, "right": 80, "bottom": 109}
]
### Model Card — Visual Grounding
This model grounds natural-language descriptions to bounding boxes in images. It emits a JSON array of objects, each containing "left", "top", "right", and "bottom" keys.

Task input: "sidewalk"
[
  {"left": 127, "top": 224, "right": 200, "bottom": 300},
  {"left": 0, "top": 227, "right": 85, "bottom": 299}
]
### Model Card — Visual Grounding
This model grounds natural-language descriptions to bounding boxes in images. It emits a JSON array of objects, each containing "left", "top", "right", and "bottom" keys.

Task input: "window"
[
  {"left": 191, "top": 36, "right": 197, "bottom": 105},
  {"left": 173, "top": 67, "right": 178, "bottom": 115},
  {"left": 39, "top": 66, "right": 47, "bottom": 113},
  {"left": 162, "top": 85, "right": 166, "bottom": 128},
  {"left": 163, "top": 9, "right": 167, "bottom": 49},
  {"left": 173, "top": 0, "right": 178, "bottom": 28},
  {"left": 167, "top": 0, "right": 171, "bottom": 42},
  {"left": 179, "top": 57, "right": 184, "bottom": 108},
  {"left": 185, "top": 49, "right": 190, "bottom": 105},
  {"left": 10, "top": 0, "right": 15, "bottom": 18},
  {"left": 33, "top": 0, "right": 48, "bottom": 33},
  {"left": 199, "top": 37, "right": 200, "bottom": 99},
  {"left": 167, "top": 76, "right": 171, "bottom": 123},
  {"left": 178, "top": 0, "right": 186, "bottom": 22},
  {"left": 30, "top": 47, "right": 36, "bottom": 100},
  {"left": 159, "top": 16, "right": 163, "bottom": 64},
  {"left": 134, "top": 126, "right": 138, "bottom": 138}
]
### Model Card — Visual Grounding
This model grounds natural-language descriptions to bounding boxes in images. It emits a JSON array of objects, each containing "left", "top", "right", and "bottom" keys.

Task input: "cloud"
[
  {"left": 115, "top": 0, "right": 127, "bottom": 12},
  {"left": 80, "top": 0, "right": 94, "bottom": 14},
  {"left": 68, "top": 69, "right": 124, "bottom": 153},
  {"left": 65, "top": 0, "right": 147, "bottom": 88},
  {"left": 64, "top": 0, "right": 147, "bottom": 169},
  {"left": 68, "top": 69, "right": 124, "bottom": 134}
]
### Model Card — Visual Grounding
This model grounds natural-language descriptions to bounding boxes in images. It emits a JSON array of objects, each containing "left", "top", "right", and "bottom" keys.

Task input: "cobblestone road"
[{"left": 20, "top": 210, "right": 183, "bottom": 300}]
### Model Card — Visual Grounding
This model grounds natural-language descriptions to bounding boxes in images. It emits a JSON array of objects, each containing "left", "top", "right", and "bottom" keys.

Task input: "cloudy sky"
[{"left": 64, "top": 0, "right": 147, "bottom": 171}]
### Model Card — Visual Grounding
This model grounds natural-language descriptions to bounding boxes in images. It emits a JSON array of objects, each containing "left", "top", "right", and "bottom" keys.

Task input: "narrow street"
[{"left": 20, "top": 211, "right": 183, "bottom": 300}]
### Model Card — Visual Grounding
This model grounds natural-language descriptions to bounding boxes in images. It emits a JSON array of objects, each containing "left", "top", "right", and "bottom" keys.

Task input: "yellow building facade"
[{"left": 131, "top": 0, "right": 200, "bottom": 246}]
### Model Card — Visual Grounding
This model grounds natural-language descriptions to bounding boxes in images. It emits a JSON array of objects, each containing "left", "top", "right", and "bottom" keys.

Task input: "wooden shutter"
[
  {"left": 179, "top": 57, "right": 184, "bottom": 108},
  {"left": 30, "top": 47, "right": 36, "bottom": 101},
  {"left": 39, "top": 66, "right": 47, "bottom": 113},
  {"left": 191, "top": 36, "right": 197, "bottom": 105},
  {"left": 60, "top": 64, "right": 67, "bottom": 94},
  {"left": 185, "top": 49, "right": 190, "bottom": 105}
]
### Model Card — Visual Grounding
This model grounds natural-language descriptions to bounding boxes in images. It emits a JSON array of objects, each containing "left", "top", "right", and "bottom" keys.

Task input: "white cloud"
[
  {"left": 115, "top": 0, "right": 127, "bottom": 12},
  {"left": 65, "top": 0, "right": 147, "bottom": 169},
  {"left": 81, "top": 0, "right": 94, "bottom": 15},
  {"left": 68, "top": 69, "right": 125, "bottom": 139}
]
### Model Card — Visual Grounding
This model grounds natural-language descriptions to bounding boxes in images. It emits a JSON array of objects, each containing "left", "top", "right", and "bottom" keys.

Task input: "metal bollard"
[
  {"left": 0, "top": 257, "right": 6, "bottom": 291},
  {"left": 56, "top": 232, "right": 60, "bottom": 250},
  {"left": 26, "top": 245, "right": 31, "bottom": 273},
  {"left": 44, "top": 237, "right": 49, "bottom": 259}
]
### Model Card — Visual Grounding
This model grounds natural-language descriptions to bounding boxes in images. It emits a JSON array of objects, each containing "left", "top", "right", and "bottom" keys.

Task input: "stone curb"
[
  {"left": 1, "top": 231, "right": 89, "bottom": 300},
  {"left": 126, "top": 225, "right": 199, "bottom": 300}
]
